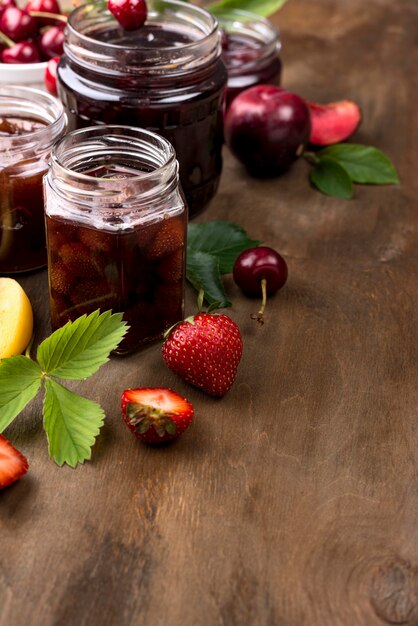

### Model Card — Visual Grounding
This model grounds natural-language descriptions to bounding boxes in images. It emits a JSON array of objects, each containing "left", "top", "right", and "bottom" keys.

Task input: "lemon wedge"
[{"left": 0, "top": 278, "right": 33, "bottom": 359}]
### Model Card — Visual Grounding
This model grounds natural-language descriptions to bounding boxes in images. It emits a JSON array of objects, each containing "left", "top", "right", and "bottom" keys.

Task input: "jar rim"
[
  {"left": 69, "top": 0, "right": 218, "bottom": 52},
  {"left": 0, "top": 85, "right": 66, "bottom": 152},
  {"left": 65, "top": 0, "right": 221, "bottom": 77},
  {"left": 48, "top": 125, "right": 180, "bottom": 212}
]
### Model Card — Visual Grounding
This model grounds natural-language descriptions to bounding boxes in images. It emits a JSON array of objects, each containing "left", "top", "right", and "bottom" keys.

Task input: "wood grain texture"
[{"left": 1, "top": 1, "right": 417, "bottom": 625}]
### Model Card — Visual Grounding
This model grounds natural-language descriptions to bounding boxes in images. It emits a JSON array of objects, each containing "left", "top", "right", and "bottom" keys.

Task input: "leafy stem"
[{"left": 0, "top": 311, "right": 128, "bottom": 468}]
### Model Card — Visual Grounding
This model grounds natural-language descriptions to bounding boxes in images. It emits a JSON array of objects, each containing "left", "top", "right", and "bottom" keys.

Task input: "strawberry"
[
  {"left": 70, "top": 278, "right": 117, "bottom": 315},
  {"left": 162, "top": 313, "right": 243, "bottom": 396},
  {"left": 77, "top": 226, "right": 113, "bottom": 253},
  {"left": 121, "top": 387, "right": 194, "bottom": 444},
  {"left": 59, "top": 242, "right": 100, "bottom": 278},
  {"left": 49, "top": 260, "right": 74, "bottom": 295},
  {"left": 144, "top": 217, "right": 184, "bottom": 260},
  {"left": 0, "top": 435, "right": 29, "bottom": 489}
]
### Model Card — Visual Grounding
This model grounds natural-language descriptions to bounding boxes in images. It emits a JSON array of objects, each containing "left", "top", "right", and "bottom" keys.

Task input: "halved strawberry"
[
  {"left": 121, "top": 387, "right": 194, "bottom": 444},
  {"left": 0, "top": 435, "right": 29, "bottom": 490}
]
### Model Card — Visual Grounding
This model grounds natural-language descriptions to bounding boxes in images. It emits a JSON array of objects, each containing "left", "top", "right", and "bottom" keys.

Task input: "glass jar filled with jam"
[
  {"left": 219, "top": 11, "right": 282, "bottom": 108},
  {"left": 57, "top": 0, "right": 227, "bottom": 217},
  {"left": 44, "top": 126, "right": 187, "bottom": 355},
  {"left": 0, "top": 86, "right": 66, "bottom": 274}
]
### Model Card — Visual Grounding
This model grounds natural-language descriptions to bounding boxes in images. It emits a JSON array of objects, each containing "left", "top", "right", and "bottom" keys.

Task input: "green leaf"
[
  {"left": 187, "top": 221, "right": 261, "bottom": 274},
  {"left": 37, "top": 310, "right": 128, "bottom": 381},
  {"left": 310, "top": 156, "right": 354, "bottom": 199},
  {"left": 186, "top": 250, "right": 231, "bottom": 308},
  {"left": 43, "top": 378, "right": 105, "bottom": 468},
  {"left": 208, "top": 0, "right": 287, "bottom": 17},
  {"left": 318, "top": 144, "right": 399, "bottom": 185},
  {"left": 0, "top": 356, "right": 42, "bottom": 432}
]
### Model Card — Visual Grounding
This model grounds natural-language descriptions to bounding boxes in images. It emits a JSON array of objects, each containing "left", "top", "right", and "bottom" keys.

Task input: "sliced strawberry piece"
[
  {"left": 0, "top": 435, "right": 29, "bottom": 489},
  {"left": 135, "top": 221, "right": 161, "bottom": 249},
  {"left": 121, "top": 387, "right": 194, "bottom": 444},
  {"left": 144, "top": 217, "right": 185, "bottom": 260}
]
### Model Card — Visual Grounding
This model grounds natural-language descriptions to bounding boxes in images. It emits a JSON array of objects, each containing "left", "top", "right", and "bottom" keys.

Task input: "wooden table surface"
[{"left": 1, "top": 1, "right": 418, "bottom": 625}]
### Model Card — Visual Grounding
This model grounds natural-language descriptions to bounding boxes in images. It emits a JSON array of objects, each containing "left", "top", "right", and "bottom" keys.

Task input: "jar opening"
[
  {"left": 66, "top": 0, "right": 221, "bottom": 76},
  {"left": 0, "top": 85, "right": 66, "bottom": 154},
  {"left": 48, "top": 126, "right": 180, "bottom": 216},
  {"left": 218, "top": 10, "right": 280, "bottom": 70}
]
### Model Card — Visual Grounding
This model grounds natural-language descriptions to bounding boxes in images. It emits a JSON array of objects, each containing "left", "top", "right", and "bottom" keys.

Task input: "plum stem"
[
  {"left": 303, "top": 151, "right": 319, "bottom": 165},
  {"left": 251, "top": 278, "right": 267, "bottom": 326}
]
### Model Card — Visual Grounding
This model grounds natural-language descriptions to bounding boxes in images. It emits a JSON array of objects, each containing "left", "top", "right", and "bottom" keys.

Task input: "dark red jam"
[
  {"left": 46, "top": 165, "right": 186, "bottom": 355},
  {"left": 0, "top": 116, "right": 48, "bottom": 274},
  {"left": 222, "top": 32, "right": 282, "bottom": 108},
  {"left": 58, "top": 20, "right": 227, "bottom": 217}
]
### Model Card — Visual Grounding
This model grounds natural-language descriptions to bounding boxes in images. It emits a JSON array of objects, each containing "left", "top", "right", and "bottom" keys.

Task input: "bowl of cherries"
[{"left": 0, "top": 0, "right": 65, "bottom": 85}]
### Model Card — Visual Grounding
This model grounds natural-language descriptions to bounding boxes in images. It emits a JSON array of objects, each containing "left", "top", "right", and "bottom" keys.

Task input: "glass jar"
[
  {"left": 44, "top": 126, "right": 187, "bottom": 355},
  {"left": 57, "top": 0, "right": 227, "bottom": 217},
  {"left": 218, "top": 10, "right": 282, "bottom": 108},
  {"left": 0, "top": 86, "right": 66, "bottom": 274}
]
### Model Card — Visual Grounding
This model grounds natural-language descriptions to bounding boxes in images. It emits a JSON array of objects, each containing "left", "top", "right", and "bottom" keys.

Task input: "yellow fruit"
[{"left": 0, "top": 278, "right": 33, "bottom": 359}]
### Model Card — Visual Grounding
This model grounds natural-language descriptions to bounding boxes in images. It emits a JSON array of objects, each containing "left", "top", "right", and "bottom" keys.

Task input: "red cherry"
[
  {"left": 108, "top": 0, "right": 147, "bottom": 31},
  {"left": 0, "top": 6, "right": 37, "bottom": 41},
  {"left": 44, "top": 55, "right": 59, "bottom": 94},
  {"left": 225, "top": 85, "right": 311, "bottom": 177},
  {"left": 26, "top": 0, "right": 60, "bottom": 11},
  {"left": 39, "top": 23, "right": 64, "bottom": 58},
  {"left": 0, "top": 0, "right": 16, "bottom": 20},
  {"left": 233, "top": 246, "right": 288, "bottom": 325},
  {"left": 2, "top": 39, "right": 40, "bottom": 63}
]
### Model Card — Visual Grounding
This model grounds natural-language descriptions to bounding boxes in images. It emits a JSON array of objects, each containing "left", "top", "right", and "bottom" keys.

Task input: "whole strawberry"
[
  {"left": 121, "top": 387, "right": 194, "bottom": 444},
  {"left": 162, "top": 313, "right": 243, "bottom": 397}
]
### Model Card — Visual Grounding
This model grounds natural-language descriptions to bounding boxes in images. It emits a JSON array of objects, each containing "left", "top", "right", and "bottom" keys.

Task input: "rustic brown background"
[{"left": 1, "top": 0, "right": 418, "bottom": 625}]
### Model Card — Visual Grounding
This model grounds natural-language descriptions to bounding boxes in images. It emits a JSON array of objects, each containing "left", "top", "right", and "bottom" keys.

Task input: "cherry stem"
[
  {"left": 251, "top": 278, "right": 267, "bottom": 326},
  {"left": 0, "top": 30, "right": 15, "bottom": 48},
  {"left": 28, "top": 10, "right": 67, "bottom": 22}
]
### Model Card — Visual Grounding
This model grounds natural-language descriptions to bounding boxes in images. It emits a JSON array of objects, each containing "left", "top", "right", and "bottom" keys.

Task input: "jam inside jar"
[
  {"left": 0, "top": 86, "right": 66, "bottom": 274},
  {"left": 57, "top": 1, "right": 227, "bottom": 217},
  {"left": 44, "top": 126, "right": 187, "bottom": 355},
  {"left": 219, "top": 10, "right": 282, "bottom": 108}
]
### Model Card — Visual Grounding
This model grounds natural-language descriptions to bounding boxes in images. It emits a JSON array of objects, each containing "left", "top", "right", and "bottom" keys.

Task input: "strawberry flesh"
[
  {"left": 0, "top": 435, "right": 28, "bottom": 489},
  {"left": 121, "top": 387, "right": 194, "bottom": 444}
]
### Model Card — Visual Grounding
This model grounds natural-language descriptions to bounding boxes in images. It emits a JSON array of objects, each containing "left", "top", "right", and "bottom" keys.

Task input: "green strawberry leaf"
[
  {"left": 0, "top": 356, "right": 42, "bottom": 432},
  {"left": 37, "top": 310, "right": 128, "bottom": 381},
  {"left": 43, "top": 378, "right": 105, "bottom": 468},
  {"left": 317, "top": 144, "right": 399, "bottom": 185},
  {"left": 208, "top": 0, "right": 287, "bottom": 17},
  {"left": 187, "top": 221, "right": 261, "bottom": 274},
  {"left": 186, "top": 250, "right": 231, "bottom": 308},
  {"left": 310, "top": 156, "right": 354, "bottom": 199}
]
